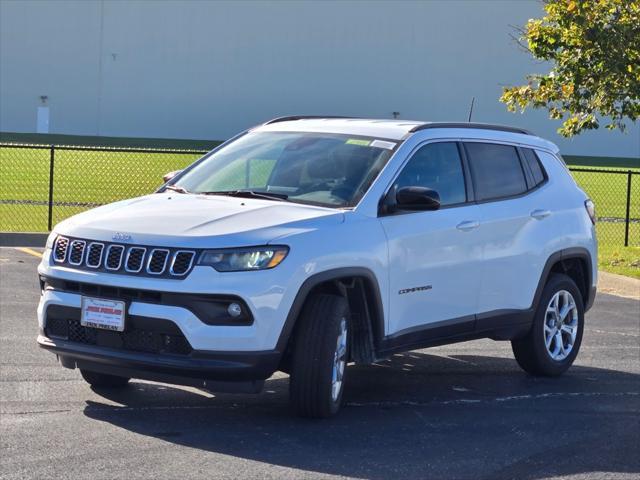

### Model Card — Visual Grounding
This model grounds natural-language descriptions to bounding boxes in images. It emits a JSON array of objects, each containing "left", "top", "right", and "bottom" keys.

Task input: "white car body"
[{"left": 37, "top": 118, "right": 597, "bottom": 395}]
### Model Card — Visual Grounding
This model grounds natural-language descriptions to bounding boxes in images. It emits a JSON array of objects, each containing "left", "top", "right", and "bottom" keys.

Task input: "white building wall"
[{"left": 1, "top": 0, "right": 638, "bottom": 158}]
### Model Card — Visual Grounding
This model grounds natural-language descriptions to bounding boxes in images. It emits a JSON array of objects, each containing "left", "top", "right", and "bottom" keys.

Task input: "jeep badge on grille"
[{"left": 112, "top": 232, "right": 132, "bottom": 242}]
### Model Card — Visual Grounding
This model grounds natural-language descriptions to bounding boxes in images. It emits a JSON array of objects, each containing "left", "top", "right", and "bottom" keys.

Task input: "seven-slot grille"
[
  {"left": 171, "top": 251, "right": 196, "bottom": 275},
  {"left": 125, "top": 247, "right": 146, "bottom": 272},
  {"left": 53, "top": 237, "right": 69, "bottom": 262},
  {"left": 86, "top": 243, "right": 104, "bottom": 268},
  {"left": 52, "top": 236, "right": 196, "bottom": 278},
  {"left": 68, "top": 240, "right": 86, "bottom": 265},
  {"left": 106, "top": 245, "right": 125, "bottom": 270},
  {"left": 147, "top": 249, "right": 170, "bottom": 274}
]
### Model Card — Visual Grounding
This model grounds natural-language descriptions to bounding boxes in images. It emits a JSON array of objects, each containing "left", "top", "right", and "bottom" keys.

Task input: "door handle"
[
  {"left": 456, "top": 220, "right": 480, "bottom": 232},
  {"left": 531, "top": 209, "right": 551, "bottom": 220}
]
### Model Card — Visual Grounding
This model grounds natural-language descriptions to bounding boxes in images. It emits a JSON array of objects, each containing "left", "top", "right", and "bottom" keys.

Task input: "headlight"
[{"left": 198, "top": 246, "right": 289, "bottom": 272}]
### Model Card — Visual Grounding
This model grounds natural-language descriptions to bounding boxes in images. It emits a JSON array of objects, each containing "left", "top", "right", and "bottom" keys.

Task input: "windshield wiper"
[
  {"left": 165, "top": 185, "right": 190, "bottom": 194},
  {"left": 200, "top": 190, "right": 288, "bottom": 201}
]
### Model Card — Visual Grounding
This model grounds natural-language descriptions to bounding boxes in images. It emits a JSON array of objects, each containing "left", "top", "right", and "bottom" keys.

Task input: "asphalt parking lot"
[{"left": 1, "top": 247, "right": 639, "bottom": 480}]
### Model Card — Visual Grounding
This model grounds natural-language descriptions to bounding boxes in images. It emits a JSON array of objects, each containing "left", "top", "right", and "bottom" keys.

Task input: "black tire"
[
  {"left": 289, "top": 293, "right": 350, "bottom": 418},
  {"left": 80, "top": 369, "right": 130, "bottom": 388},
  {"left": 512, "top": 273, "right": 584, "bottom": 376}
]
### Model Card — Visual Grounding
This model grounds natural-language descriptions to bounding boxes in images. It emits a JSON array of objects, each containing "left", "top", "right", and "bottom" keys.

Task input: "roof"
[
  {"left": 253, "top": 116, "right": 558, "bottom": 152},
  {"left": 255, "top": 117, "right": 424, "bottom": 140}
]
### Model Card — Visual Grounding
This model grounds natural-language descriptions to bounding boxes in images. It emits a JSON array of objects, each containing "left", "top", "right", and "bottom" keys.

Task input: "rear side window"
[
  {"left": 393, "top": 142, "right": 466, "bottom": 206},
  {"left": 522, "top": 148, "right": 546, "bottom": 187},
  {"left": 465, "top": 142, "right": 527, "bottom": 201}
]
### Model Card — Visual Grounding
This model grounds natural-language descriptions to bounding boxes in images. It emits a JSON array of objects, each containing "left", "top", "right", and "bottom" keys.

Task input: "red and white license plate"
[{"left": 80, "top": 297, "right": 126, "bottom": 332}]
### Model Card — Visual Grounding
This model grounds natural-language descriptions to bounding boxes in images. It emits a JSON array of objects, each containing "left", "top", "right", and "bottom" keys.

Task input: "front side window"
[
  {"left": 465, "top": 142, "right": 527, "bottom": 201},
  {"left": 392, "top": 142, "right": 466, "bottom": 206},
  {"left": 174, "top": 131, "right": 395, "bottom": 208}
]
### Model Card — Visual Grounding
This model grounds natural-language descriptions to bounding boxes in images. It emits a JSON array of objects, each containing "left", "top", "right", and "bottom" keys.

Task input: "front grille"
[
  {"left": 68, "top": 240, "right": 86, "bottom": 265},
  {"left": 170, "top": 251, "right": 195, "bottom": 275},
  {"left": 105, "top": 245, "right": 125, "bottom": 270},
  {"left": 125, "top": 247, "right": 146, "bottom": 272},
  {"left": 51, "top": 236, "right": 197, "bottom": 278},
  {"left": 86, "top": 243, "right": 104, "bottom": 268},
  {"left": 53, "top": 237, "right": 69, "bottom": 262},
  {"left": 147, "top": 249, "right": 169, "bottom": 274},
  {"left": 46, "top": 317, "right": 192, "bottom": 356}
]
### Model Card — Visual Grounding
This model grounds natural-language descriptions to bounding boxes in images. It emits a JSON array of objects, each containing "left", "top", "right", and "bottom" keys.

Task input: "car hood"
[{"left": 55, "top": 193, "right": 344, "bottom": 248}]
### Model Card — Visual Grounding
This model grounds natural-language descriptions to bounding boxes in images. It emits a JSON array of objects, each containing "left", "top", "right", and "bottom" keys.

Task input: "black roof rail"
[
  {"left": 408, "top": 122, "right": 532, "bottom": 136},
  {"left": 263, "top": 115, "right": 354, "bottom": 125}
]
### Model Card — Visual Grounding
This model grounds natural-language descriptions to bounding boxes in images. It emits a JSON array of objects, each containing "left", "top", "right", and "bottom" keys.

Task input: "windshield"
[{"left": 173, "top": 131, "right": 397, "bottom": 208}]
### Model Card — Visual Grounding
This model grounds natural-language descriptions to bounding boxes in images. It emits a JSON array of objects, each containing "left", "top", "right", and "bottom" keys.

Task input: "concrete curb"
[
  {"left": 0, "top": 232, "right": 48, "bottom": 247},
  {"left": 598, "top": 271, "right": 640, "bottom": 300}
]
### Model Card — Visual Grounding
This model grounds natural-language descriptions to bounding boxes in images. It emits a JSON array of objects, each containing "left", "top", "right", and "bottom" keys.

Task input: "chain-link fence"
[
  {"left": 0, "top": 142, "right": 638, "bottom": 246},
  {"left": 0, "top": 144, "right": 207, "bottom": 232},
  {"left": 570, "top": 167, "right": 639, "bottom": 247}
]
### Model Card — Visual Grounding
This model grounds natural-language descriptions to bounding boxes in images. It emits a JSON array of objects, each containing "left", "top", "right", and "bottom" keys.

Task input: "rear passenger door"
[{"left": 464, "top": 142, "right": 550, "bottom": 319}]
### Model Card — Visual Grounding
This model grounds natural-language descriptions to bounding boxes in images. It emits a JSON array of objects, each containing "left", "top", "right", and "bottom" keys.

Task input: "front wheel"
[
  {"left": 512, "top": 273, "right": 584, "bottom": 376},
  {"left": 289, "top": 294, "right": 350, "bottom": 418}
]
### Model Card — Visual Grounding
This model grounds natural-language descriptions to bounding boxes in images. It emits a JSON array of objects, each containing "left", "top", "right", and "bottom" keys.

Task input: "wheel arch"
[
  {"left": 533, "top": 247, "right": 595, "bottom": 313},
  {"left": 276, "top": 267, "right": 385, "bottom": 367}
]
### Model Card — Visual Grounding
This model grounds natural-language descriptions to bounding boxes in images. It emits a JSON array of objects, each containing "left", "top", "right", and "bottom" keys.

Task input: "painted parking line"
[{"left": 15, "top": 247, "right": 43, "bottom": 258}]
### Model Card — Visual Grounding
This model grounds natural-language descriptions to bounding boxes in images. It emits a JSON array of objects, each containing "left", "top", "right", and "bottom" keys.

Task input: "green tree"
[{"left": 501, "top": 0, "right": 640, "bottom": 137}]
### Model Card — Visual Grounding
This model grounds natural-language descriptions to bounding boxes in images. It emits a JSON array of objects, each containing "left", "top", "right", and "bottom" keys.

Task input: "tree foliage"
[{"left": 501, "top": 0, "right": 640, "bottom": 137}]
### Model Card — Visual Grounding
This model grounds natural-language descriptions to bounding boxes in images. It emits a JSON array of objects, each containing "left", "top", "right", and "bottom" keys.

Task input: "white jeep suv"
[{"left": 37, "top": 117, "right": 597, "bottom": 417}]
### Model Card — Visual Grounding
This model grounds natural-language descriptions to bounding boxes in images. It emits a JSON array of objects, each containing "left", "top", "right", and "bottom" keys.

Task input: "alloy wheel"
[
  {"left": 331, "top": 317, "right": 348, "bottom": 401},
  {"left": 544, "top": 290, "right": 579, "bottom": 361}
]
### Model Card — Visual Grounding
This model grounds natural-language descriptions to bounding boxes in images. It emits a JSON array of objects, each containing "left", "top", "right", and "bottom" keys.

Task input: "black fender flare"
[
  {"left": 532, "top": 247, "right": 595, "bottom": 313},
  {"left": 275, "top": 267, "right": 385, "bottom": 353}
]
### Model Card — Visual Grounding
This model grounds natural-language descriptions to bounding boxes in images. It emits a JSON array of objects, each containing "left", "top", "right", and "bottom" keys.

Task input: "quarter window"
[
  {"left": 522, "top": 148, "right": 546, "bottom": 187},
  {"left": 393, "top": 142, "right": 466, "bottom": 206},
  {"left": 465, "top": 142, "right": 527, "bottom": 201}
]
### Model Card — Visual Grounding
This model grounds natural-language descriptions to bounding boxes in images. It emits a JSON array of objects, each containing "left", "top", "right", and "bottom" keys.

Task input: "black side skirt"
[{"left": 377, "top": 309, "right": 534, "bottom": 358}]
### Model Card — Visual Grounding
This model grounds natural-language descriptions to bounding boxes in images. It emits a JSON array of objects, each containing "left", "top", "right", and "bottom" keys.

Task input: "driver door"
[{"left": 379, "top": 142, "right": 483, "bottom": 338}]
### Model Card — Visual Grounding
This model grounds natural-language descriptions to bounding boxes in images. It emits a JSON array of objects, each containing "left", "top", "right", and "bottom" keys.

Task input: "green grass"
[
  {"left": 1, "top": 144, "right": 639, "bottom": 278},
  {"left": 598, "top": 244, "right": 640, "bottom": 280},
  {"left": 0, "top": 147, "right": 205, "bottom": 231}
]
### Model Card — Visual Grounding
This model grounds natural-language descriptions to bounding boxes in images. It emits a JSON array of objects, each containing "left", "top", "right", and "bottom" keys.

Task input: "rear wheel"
[
  {"left": 289, "top": 294, "right": 350, "bottom": 418},
  {"left": 80, "top": 369, "right": 130, "bottom": 388},
  {"left": 512, "top": 273, "right": 584, "bottom": 376}
]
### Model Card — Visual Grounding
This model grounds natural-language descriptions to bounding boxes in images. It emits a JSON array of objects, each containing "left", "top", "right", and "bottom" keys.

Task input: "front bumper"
[
  {"left": 38, "top": 245, "right": 300, "bottom": 352},
  {"left": 38, "top": 334, "right": 280, "bottom": 393},
  {"left": 36, "top": 260, "right": 289, "bottom": 391}
]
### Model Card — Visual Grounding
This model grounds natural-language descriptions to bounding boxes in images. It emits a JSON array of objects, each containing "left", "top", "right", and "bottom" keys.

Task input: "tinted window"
[
  {"left": 394, "top": 142, "right": 466, "bottom": 206},
  {"left": 465, "top": 143, "right": 527, "bottom": 200},
  {"left": 522, "top": 148, "right": 546, "bottom": 186}
]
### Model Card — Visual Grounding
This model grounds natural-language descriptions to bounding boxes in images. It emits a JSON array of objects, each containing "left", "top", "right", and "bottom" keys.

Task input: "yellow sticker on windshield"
[{"left": 346, "top": 139, "right": 371, "bottom": 146}]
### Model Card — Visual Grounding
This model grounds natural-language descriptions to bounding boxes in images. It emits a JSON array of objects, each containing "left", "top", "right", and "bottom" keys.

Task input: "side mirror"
[
  {"left": 163, "top": 170, "right": 183, "bottom": 183},
  {"left": 395, "top": 186, "right": 440, "bottom": 211}
]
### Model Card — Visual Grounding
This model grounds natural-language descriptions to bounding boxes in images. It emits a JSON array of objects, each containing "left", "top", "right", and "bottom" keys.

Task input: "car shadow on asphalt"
[{"left": 82, "top": 352, "right": 640, "bottom": 480}]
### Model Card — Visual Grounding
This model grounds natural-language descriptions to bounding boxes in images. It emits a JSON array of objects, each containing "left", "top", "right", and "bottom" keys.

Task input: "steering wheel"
[{"left": 300, "top": 180, "right": 332, "bottom": 194}]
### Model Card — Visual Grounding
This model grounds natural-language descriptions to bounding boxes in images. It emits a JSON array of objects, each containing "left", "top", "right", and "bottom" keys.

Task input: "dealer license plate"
[{"left": 80, "top": 296, "right": 126, "bottom": 332}]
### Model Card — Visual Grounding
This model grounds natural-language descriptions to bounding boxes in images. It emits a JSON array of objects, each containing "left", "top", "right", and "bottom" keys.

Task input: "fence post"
[
  {"left": 47, "top": 145, "right": 55, "bottom": 231},
  {"left": 624, "top": 170, "right": 632, "bottom": 247}
]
